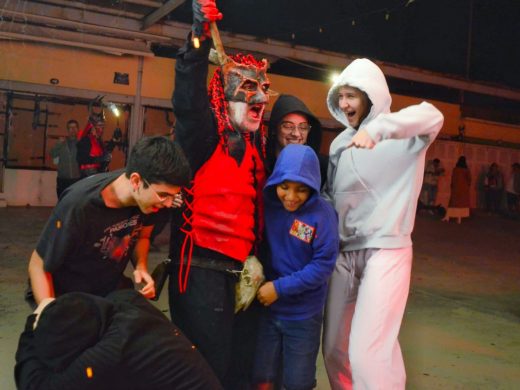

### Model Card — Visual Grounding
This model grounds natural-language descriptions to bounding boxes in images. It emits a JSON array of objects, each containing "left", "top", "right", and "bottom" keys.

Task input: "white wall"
[
  {"left": 3, "top": 139, "right": 520, "bottom": 208},
  {"left": 3, "top": 169, "right": 57, "bottom": 206}
]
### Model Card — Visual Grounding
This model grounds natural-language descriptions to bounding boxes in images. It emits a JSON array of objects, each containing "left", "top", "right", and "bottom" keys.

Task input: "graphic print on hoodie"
[
  {"left": 324, "top": 58, "right": 444, "bottom": 251},
  {"left": 263, "top": 144, "right": 339, "bottom": 321}
]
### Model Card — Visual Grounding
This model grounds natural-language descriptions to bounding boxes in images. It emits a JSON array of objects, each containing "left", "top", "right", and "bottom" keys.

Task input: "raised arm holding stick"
[{"left": 168, "top": 1, "right": 271, "bottom": 387}]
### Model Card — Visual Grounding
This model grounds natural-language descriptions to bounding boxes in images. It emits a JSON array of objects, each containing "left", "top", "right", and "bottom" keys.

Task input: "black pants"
[
  {"left": 486, "top": 188, "right": 502, "bottom": 213},
  {"left": 168, "top": 266, "right": 260, "bottom": 389}
]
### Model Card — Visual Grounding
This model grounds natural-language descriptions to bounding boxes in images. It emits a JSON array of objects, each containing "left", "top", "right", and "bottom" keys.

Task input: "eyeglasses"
[
  {"left": 143, "top": 178, "right": 177, "bottom": 203},
  {"left": 280, "top": 121, "right": 311, "bottom": 134}
]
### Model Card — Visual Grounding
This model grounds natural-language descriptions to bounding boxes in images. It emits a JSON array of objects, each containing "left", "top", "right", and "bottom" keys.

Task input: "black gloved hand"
[{"left": 192, "top": 0, "right": 222, "bottom": 39}]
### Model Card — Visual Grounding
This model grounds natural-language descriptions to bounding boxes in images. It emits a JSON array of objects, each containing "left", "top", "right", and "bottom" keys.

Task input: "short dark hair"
[
  {"left": 125, "top": 136, "right": 191, "bottom": 187},
  {"left": 66, "top": 119, "right": 79, "bottom": 128}
]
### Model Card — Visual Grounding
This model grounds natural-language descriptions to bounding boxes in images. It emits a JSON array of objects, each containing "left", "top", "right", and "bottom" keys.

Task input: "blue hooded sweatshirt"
[{"left": 263, "top": 144, "right": 339, "bottom": 320}]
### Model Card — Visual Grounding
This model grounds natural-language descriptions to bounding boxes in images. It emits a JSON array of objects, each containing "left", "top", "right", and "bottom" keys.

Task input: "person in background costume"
[
  {"left": 484, "top": 162, "right": 504, "bottom": 214},
  {"left": 266, "top": 95, "right": 328, "bottom": 187},
  {"left": 15, "top": 289, "right": 222, "bottom": 390},
  {"left": 50, "top": 119, "right": 81, "bottom": 198},
  {"left": 252, "top": 144, "right": 338, "bottom": 390},
  {"left": 322, "top": 58, "right": 444, "bottom": 389},
  {"left": 442, "top": 156, "right": 471, "bottom": 223},
  {"left": 421, "top": 157, "right": 445, "bottom": 207},
  {"left": 505, "top": 162, "right": 520, "bottom": 216},
  {"left": 27, "top": 136, "right": 190, "bottom": 306},
  {"left": 168, "top": 0, "right": 270, "bottom": 386},
  {"left": 77, "top": 98, "right": 112, "bottom": 177}
]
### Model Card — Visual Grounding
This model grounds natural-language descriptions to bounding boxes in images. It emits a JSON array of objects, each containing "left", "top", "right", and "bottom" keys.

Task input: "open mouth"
[{"left": 248, "top": 104, "right": 264, "bottom": 120}]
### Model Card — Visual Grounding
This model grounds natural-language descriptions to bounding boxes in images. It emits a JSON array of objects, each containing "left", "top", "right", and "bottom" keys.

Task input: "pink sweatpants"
[{"left": 323, "top": 247, "right": 413, "bottom": 390}]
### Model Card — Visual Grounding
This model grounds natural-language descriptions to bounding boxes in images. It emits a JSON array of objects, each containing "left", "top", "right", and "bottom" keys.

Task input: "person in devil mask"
[{"left": 167, "top": 0, "right": 270, "bottom": 387}]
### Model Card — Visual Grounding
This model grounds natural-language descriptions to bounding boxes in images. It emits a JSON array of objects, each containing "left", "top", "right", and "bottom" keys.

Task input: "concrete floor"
[{"left": 1, "top": 207, "right": 519, "bottom": 389}]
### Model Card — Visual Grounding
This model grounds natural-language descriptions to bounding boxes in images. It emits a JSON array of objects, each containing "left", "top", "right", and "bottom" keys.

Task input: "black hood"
[
  {"left": 266, "top": 95, "right": 322, "bottom": 169},
  {"left": 33, "top": 292, "right": 115, "bottom": 371}
]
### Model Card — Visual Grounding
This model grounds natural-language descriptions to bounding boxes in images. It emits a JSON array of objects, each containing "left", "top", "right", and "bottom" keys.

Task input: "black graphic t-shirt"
[{"left": 36, "top": 171, "right": 163, "bottom": 297}]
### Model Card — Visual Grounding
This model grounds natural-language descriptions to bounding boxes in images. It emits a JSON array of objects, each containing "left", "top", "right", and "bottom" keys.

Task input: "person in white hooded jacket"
[{"left": 322, "top": 58, "right": 444, "bottom": 390}]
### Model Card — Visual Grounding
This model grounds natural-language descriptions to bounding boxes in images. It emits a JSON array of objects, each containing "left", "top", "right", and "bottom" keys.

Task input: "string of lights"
[
  {"left": 263, "top": 0, "right": 417, "bottom": 41},
  {"left": 218, "top": 0, "right": 420, "bottom": 78}
]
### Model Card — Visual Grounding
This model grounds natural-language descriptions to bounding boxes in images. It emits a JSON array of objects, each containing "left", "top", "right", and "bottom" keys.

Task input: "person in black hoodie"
[
  {"left": 266, "top": 94, "right": 328, "bottom": 187},
  {"left": 15, "top": 289, "right": 222, "bottom": 390}
]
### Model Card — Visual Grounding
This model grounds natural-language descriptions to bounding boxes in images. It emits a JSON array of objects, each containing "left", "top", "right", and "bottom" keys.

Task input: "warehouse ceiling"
[{"left": 1, "top": 0, "right": 519, "bottom": 124}]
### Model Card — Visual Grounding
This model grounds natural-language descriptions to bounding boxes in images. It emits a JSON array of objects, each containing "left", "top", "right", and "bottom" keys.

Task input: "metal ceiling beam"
[
  {"left": 122, "top": 0, "right": 163, "bottom": 7},
  {"left": 27, "top": 0, "right": 144, "bottom": 19},
  {"left": 159, "top": 21, "right": 520, "bottom": 102},
  {"left": 0, "top": 23, "right": 154, "bottom": 57},
  {"left": 0, "top": 79, "right": 172, "bottom": 108},
  {"left": 142, "top": 0, "right": 187, "bottom": 30},
  {"left": 0, "top": 79, "right": 341, "bottom": 124},
  {"left": 376, "top": 65, "right": 520, "bottom": 102},
  {"left": 1, "top": 6, "right": 173, "bottom": 44},
  {"left": 1, "top": 0, "right": 518, "bottom": 102},
  {"left": 1, "top": 1, "right": 154, "bottom": 35}
]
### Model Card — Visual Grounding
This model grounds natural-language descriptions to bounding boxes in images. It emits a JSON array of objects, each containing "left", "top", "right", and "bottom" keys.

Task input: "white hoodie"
[{"left": 324, "top": 58, "right": 444, "bottom": 251}]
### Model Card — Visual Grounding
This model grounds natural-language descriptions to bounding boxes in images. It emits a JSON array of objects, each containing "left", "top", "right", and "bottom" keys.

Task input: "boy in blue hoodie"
[{"left": 252, "top": 144, "right": 339, "bottom": 390}]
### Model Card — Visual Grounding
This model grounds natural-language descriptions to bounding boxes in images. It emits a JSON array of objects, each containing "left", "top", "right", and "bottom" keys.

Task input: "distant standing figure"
[
  {"left": 505, "top": 163, "right": 520, "bottom": 216},
  {"left": 421, "top": 158, "right": 445, "bottom": 206},
  {"left": 484, "top": 162, "right": 504, "bottom": 214},
  {"left": 50, "top": 119, "right": 81, "bottom": 198},
  {"left": 442, "top": 156, "right": 472, "bottom": 224}
]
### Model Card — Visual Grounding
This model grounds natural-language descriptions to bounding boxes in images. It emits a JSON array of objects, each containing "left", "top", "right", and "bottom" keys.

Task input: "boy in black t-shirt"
[{"left": 27, "top": 136, "right": 191, "bottom": 307}]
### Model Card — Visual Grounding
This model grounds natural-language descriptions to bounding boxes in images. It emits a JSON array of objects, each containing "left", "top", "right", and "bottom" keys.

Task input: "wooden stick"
[{"left": 209, "top": 22, "right": 228, "bottom": 65}]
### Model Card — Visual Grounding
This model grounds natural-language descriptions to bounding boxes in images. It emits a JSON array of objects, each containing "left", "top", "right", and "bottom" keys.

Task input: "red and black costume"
[
  {"left": 76, "top": 121, "right": 108, "bottom": 177},
  {"left": 168, "top": 36, "right": 269, "bottom": 386}
]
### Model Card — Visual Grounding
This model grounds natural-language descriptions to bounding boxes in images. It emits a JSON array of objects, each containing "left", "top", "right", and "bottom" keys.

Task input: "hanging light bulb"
[
  {"left": 385, "top": 11, "right": 390, "bottom": 21},
  {"left": 291, "top": 32, "right": 296, "bottom": 39},
  {"left": 109, "top": 103, "right": 120, "bottom": 117},
  {"left": 329, "top": 72, "right": 341, "bottom": 84},
  {"left": 319, "top": 26, "right": 323, "bottom": 33},
  {"left": 351, "top": 19, "right": 356, "bottom": 26}
]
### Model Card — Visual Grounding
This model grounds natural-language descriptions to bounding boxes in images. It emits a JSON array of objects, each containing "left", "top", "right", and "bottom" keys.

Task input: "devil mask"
[{"left": 221, "top": 59, "right": 270, "bottom": 105}]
